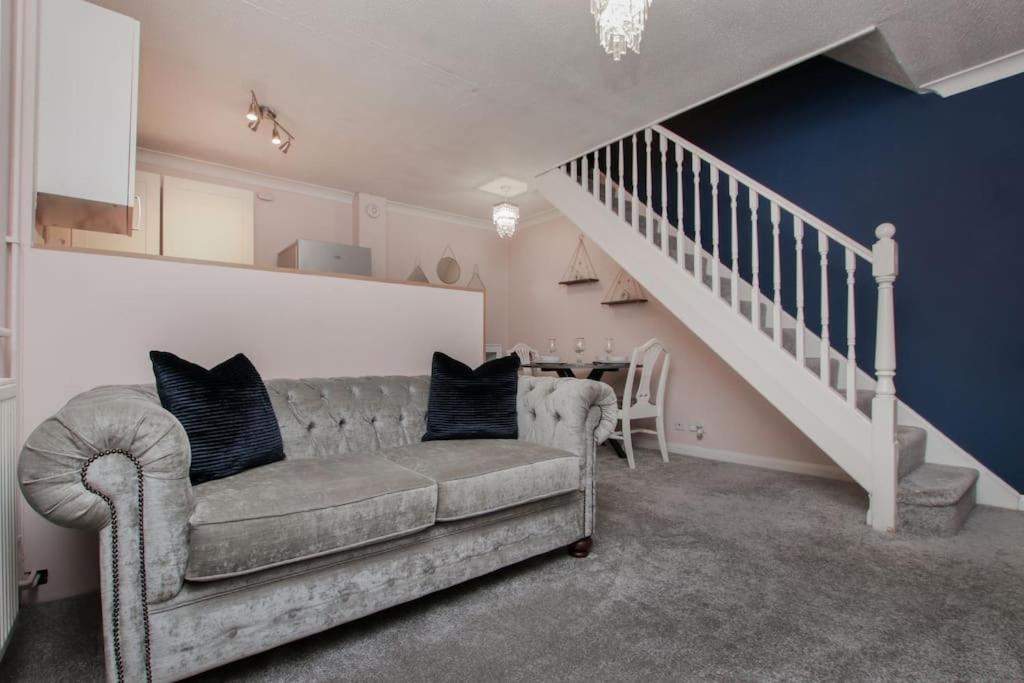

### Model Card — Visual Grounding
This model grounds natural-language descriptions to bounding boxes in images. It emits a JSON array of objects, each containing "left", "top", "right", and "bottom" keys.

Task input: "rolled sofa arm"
[
  {"left": 517, "top": 376, "right": 617, "bottom": 455},
  {"left": 18, "top": 385, "right": 193, "bottom": 604},
  {"left": 517, "top": 377, "right": 617, "bottom": 538}
]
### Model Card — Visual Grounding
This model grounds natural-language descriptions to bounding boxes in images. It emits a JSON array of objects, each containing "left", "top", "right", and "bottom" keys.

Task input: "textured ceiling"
[{"left": 91, "top": 0, "right": 1024, "bottom": 221}]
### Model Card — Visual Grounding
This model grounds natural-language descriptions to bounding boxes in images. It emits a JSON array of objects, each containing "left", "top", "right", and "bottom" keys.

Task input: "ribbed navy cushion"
[
  {"left": 150, "top": 351, "right": 285, "bottom": 484},
  {"left": 423, "top": 352, "right": 520, "bottom": 442}
]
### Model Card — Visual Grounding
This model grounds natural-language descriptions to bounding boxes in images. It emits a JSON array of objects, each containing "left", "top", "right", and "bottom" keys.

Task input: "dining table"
[
  {"left": 521, "top": 360, "right": 633, "bottom": 381},
  {"left": 521, "top": 360, "right": 638, "bottom": 460}
]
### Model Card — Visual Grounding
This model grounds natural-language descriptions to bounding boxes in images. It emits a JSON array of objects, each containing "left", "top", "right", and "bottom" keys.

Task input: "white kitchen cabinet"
[
  {"left": 161, "top": 176, "right": 254, "bottom": 265},
  {"left": 36, "top": 0, "right": 138, "bottom": 214}
]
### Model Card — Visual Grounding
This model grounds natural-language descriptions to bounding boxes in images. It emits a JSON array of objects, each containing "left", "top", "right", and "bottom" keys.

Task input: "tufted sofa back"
[
  {"left": 112, "top": 375, "right": 615, "bottom": 462},
  {"left": 264, "top": 376, "right": 431, "bottom": 459}
]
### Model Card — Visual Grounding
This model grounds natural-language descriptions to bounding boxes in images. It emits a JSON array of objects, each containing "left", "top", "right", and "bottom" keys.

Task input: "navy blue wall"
[{"left": 662, "top": 57, "right": 1024, "bottom": 492}]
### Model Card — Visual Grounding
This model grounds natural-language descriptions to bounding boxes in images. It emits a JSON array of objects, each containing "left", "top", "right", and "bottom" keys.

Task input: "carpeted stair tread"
[
  {"left": 700, "top": 271, "right": 733, "bottom": 300},
  {"left": 800, "top": 356, "right": 841, "bottom": 387},
  {"left": 760, "top": 326, "right": 799, "bottom": 351},
  {"left": 895, "top": 426, "right": 928, "bottom": 479},
  {"left": 856, "top": 389, "right": 873, "bottom": 417},
  {"left": 898, "top": 463, "right": 979, "bottom": 507},
  {"left": 739, "top": 299, "right": 769, "bottom": 321}
]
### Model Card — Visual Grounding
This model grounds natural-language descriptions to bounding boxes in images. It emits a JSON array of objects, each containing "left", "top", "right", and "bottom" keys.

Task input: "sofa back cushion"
[{"left": 264, "top": 376, "right": 431, "bottom": 459}]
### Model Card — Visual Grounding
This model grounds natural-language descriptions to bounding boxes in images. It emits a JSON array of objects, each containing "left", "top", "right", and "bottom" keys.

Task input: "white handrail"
[{"left": 648, "top": 125, "right": 873, "bottom": 261}]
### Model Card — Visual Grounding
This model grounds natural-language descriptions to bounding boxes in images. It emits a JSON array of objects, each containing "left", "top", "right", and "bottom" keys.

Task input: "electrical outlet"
[{"left": 675, "top": 422, "right": 705, "bottom": 440}]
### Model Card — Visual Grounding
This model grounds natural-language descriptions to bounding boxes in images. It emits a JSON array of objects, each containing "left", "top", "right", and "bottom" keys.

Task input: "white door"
[
  {"left": 71, "top": 170, "right": 161, "bottom": 254},
  {"left": 161, "top": 176, "right": 254, "bottom": 265}
]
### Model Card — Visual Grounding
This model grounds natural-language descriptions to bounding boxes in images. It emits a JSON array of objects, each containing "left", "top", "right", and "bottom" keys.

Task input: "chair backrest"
[
  {"left": 509, "top": 342, "right": 539, "bottom": 374},
  {"left": 622, "top": 338, "right": 670, "bottom": 412}
]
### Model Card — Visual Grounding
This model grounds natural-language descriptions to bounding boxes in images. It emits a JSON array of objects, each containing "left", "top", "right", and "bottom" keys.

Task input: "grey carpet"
[{"left": 3, "top": 447, "right": 1023, "bottom": 682}]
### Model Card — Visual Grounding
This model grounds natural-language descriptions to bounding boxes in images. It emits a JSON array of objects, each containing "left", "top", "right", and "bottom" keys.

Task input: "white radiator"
[{"left": 0, "top": 380, "right": 17, "bottom": 649}]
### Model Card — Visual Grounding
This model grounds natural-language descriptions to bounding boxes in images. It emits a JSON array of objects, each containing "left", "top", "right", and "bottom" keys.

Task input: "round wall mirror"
[{"left": 436, "top": 255, "right": 461, "bottom": 284}]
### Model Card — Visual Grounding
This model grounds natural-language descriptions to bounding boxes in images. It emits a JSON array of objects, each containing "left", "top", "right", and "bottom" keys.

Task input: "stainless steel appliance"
[{"left": 277, "top": 239, "right": 372, "bottom": 276}]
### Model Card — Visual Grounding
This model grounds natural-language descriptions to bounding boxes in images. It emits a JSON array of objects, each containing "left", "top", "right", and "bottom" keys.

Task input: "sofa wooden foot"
[{"left": 568, "top": 537, "right": 593, "bottom": 558}]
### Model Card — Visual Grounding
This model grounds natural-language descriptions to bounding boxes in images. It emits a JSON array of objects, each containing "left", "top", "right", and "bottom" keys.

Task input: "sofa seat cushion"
[
  {"left": 186, "top": 456, "right": 438, "bottom": 581},
  {"left": 380, "top": 439, "right": 580, "bottom": 522}
]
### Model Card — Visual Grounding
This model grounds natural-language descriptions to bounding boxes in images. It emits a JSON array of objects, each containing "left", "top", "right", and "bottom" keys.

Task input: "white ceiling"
[{"left": 91, "top": 0, "right": 1024, "bottom": 221}]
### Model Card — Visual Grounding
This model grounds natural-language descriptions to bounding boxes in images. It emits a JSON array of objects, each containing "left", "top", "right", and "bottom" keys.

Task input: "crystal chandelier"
[
  {"left": 492, "top": 198, "right": 520, "bottom": 239},
  {"left": 590, "top": 0, "right": 653, "bottom": 61}
]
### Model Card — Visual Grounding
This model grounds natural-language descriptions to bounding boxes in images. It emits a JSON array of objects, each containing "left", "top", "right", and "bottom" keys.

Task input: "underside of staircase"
[{"left": 537, "top": 126, "right": 981, "bottom": 535}]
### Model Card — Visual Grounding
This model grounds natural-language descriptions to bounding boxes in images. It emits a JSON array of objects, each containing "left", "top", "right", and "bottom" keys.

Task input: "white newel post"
[{"left": 870, "top": 223, "right": 898, "bottom": 532}]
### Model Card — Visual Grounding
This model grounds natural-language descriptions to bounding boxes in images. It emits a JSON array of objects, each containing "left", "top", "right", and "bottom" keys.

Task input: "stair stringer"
[{"left": 538, "top": 168, "right": 873, "bottom": 490}]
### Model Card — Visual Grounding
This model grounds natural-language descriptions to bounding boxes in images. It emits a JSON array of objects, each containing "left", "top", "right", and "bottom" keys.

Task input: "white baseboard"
[{"left": 628, "top": 435, "right": 851, "bottom": 482}]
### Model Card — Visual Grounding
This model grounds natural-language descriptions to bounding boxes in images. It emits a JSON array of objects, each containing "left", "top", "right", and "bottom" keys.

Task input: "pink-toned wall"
[
  {"left": 507, "top": 214, "right": 836, "bottom": 472},
  {"left": 135, "top": 155, "right": 510, "bottom": 348},
  {"left": 19, "top": 247, "right": 483, "bottom": 602},
  {"left": 387, "top": 210, "right": 509, "bottom": 349}
]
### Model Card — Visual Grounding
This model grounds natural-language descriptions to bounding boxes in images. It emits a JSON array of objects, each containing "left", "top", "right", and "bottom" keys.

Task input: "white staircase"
[{"left": 537, "top": 124, "right": 983, "bottom": 535}]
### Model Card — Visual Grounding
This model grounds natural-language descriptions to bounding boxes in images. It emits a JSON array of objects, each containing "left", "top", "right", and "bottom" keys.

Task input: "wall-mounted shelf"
[
  {"left": 560, "top": 235, "right": 599, "bottom": 286},
  {"left": 602, "top": 268, "right": 647, "bottom": 305}
]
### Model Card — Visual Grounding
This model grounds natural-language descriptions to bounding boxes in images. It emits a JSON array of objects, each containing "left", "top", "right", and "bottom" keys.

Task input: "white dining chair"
[
  {"left": 608, "top": 338, "right": 670, "bottom": 469},
  {"left": 509, "top": 342, "right": 540, "bottom": 375}
]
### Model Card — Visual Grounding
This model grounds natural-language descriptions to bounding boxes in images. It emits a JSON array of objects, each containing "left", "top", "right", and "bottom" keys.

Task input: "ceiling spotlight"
[
  {"left": 246, "top": 91, "right": 260, "bottom": 122},
  {"left": 245, "top": 90, "right": 296, "bottom": 154}
]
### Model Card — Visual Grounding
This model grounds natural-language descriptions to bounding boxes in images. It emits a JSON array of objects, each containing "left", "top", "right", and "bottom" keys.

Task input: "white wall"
[{"left": 19, "top": 247, "right": 483, "bottom": 602}]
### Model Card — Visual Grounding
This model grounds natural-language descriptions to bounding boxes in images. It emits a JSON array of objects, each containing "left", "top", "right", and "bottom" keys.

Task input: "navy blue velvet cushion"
[
  {"left": 423, "top": 352, "right": 520, "bottom": 441},
  {"left": 150, "top": 351, "right": 285, "bottom": 484}
]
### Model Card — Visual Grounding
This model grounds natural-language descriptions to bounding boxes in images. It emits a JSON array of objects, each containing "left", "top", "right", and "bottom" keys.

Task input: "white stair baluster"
[
  {"left": 692, "top": 155, "right": 702, "bottom": 283},
  {"left": 710, "top": 167, "right": 720, "bottom": 298},
  {"left": 818, "top": 232, "right": 831, "bottom": 388},
  {"left": 618, "top": 139, "right": 625, "bottom": 219},
  {"left": 771, "top": 202, "right": 782, "bottom": 347},
  {"left": 592, "top": 149, "right": 599, "bottom": 201},
  {"left": 604, "top": 145, "right": 612, "bottom": 210},
  {"left": 749, "top": 189, "right": 760, "bottom": 331},
  {"left": 794, "top": 217, "right": 806, "bottom": 366},
  {"left": 645, "top": 129, "right": 654, "bottom": 244},
  {"left": 571, "top": 158, "right": 578, "bottom": 186},
  {"left": 631, "top": 133, "right": 639, "bottom": 231},
  {"left": 660, "top": 135, "right": 669, "bottom": 256},
  {"left": 845, "top": 248, "right": 857, "bottom": 406},
  {"left": 675, "top": 142, "right": 684, "bottom": 269},
  {"left": 582, "top": 153, "right": 590, "bottom": 196},
  {"left": 729, "top": 176, "right": 739, "bottom": 312}
]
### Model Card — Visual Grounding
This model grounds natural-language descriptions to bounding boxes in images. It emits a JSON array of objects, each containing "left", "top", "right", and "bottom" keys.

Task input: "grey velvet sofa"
[{"left": 18, "top": 374, "right": 616, "bottom": 682}]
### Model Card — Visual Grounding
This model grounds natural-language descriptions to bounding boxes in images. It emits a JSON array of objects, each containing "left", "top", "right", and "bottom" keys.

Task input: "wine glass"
[
  {"left": 574, "top": 337, "right": 586, "bottom": 365},
  {"left": 548, "top": 337, "right": 557, "bottom": 358},
  {"left": 605, "top": 337, "right": 615, "bottom": 360}
]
